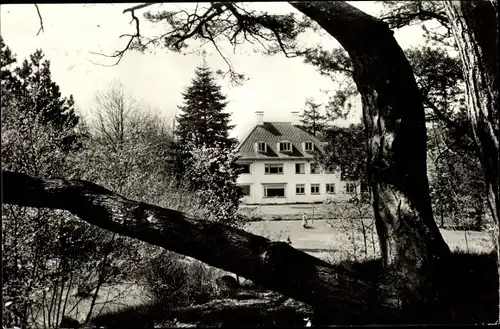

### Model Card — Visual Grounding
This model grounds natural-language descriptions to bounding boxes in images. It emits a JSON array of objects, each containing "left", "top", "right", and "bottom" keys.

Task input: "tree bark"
[
  {"left": 442, "top": 0, "right": 499, "bottom": 322},
  {"left": 1, "top": 170, "right": 397, "bottom": 324},
  {"left": 289, "top": 2, "right": 452, "bottom": 322}
]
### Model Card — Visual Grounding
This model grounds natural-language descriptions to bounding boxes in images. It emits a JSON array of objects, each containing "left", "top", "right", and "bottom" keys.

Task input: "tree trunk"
[
  {"left": 289, "top": 2, "right": 451, "bottom": 322},
  {"left": 443, "top": 0, "right": 499, "bottom": 321},
  {"left": 1, "top": 170, "right": 397, "bottom": 324}
]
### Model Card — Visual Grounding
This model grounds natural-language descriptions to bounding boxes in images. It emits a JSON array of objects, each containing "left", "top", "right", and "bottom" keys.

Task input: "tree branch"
[
  {"left": 1, "top": 170, "right": 397, "bottom": 320},
  {"left": 90, "top": 3, "right": 157, "bottom": 65},
  {"left": 421, "top": 95, "right": 463, "bottom": 131},
  {"left": 35, "top": 4, "right": 44, "bottom": 35}
]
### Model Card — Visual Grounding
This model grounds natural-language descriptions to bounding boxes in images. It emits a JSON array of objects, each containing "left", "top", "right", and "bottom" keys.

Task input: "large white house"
[{"left": 235, "top": 111, "right": 359, "bottom": 204}]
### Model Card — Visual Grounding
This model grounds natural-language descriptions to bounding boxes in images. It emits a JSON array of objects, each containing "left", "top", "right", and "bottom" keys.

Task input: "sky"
[{"left": 0, "top": 2, "right": 428, "bottom": 139}]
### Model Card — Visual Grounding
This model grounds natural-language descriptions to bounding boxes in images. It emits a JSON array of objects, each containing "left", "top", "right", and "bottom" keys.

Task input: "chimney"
[
  {"left": 291, "top": 111, "right": 300, "bottom": 125},
  {"left": 255, "top": 111, "right": 264, "bottom": 126}
]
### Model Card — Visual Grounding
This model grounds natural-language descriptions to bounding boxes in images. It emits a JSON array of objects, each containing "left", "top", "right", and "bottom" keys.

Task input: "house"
[{"left": 235, "top": 111, "right": 360, "bottom": 204}]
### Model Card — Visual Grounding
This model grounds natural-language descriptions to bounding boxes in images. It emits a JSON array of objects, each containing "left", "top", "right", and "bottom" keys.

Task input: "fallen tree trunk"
[{"left": 1, "top": 170, "right": 397, "bottom": 323}]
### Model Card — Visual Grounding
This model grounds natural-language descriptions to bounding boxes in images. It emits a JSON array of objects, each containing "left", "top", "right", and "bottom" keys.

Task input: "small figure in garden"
[
  {"left": 287, "top": 235, "right": 292, "bottom": 244},
  {"left": 302, "top": 212, "right": 308, "bottom": 228}
]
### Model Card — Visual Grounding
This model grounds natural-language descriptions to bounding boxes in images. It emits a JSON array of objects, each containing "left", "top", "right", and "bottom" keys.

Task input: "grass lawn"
[{"left": 244, "top": 219, "right": 494, "bottom": 261}]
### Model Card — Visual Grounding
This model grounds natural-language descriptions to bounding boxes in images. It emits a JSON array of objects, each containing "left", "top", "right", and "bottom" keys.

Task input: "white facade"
[{"left": 237, "top": 160, "right": 357, "bottom": 204}]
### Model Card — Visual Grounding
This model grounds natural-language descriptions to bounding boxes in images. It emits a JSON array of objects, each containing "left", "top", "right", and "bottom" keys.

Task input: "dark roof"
[{"left": 236, "top": 122, "right": 325, "bottom": 160}]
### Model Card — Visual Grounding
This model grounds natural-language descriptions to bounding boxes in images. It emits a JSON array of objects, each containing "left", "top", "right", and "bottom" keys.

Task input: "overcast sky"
[{"left": 0, "top": 2, "right": 428, "bottom": 139}]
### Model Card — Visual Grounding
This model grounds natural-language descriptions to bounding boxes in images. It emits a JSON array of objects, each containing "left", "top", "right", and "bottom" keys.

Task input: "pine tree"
[
  {"left": 14, "top": 49, "right": 79, "bottom": 132},
  {"left": 1, "top": 36, "right": 21, "bottom": 108},
  {"left": 1, "top": 39, "right": 82, "bottom": 151},
  {"left": 299, "top": 97, "right": 328, "bottom": 137},
  {"left": 175, "top": 59, "right": 237, "bottom": 150}
]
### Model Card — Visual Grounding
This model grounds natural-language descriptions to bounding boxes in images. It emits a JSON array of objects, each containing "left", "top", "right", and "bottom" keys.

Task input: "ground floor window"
[
  {"left": 311, "top": 184, "right": 320, "bottom": 195},
  {"left": 296, "top": 184, "right": 305, "bottom": 195},
  {"left": 263, "top": 184, "right": 286, "bottom": 197},
  {"left": 326, "top": 183, "right": 335, "bottom": 194},
  {"left": 239, "top": 184, "right": 251, "bottom": 196}
]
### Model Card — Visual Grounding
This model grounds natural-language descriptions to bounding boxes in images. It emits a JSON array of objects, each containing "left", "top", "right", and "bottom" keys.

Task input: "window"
[
  {"left": 239, "top": 164, "right": 251, "bottom": 174},
  {"left": 304, "top": 142, "right": 313, "bottom": 152},
  {"left": 361, "top": 181, "right": 369, "bottom": 193},
  {"left": 311, "top": 184, "right": 320, "bottom": 195},
  {"left": 265, "top": 163, "right": 284, "bottom": 174},
  {"left": 264, "top": 184, "right": 286, "bottom": 197},
  {"left": 257, "top": 142, "right": 267, "bottom": 152},
  {"left": 279, "top": 141, "right": 291, "bottom": 152},
  {"left": 296, "top": 184, "right": 305, "bottom": 195},
  {"left": 346, "top": 182, "right": 356, "bottom": 194},
  {"left": 239, "top": 185, "right": 251, "bottom": 196},
  {"left": 295, "top": 163, "right": 305, "bottom": 174},
  {"left": 310, "top": 163, "right": 320, "bottom": 174},
  {"left": 326, "top": 183, "right": 335, "bottom": 194}
]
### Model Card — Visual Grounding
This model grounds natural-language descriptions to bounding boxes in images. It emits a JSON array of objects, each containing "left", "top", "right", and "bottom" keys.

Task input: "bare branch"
[
  {"left": 90, "top": 3, "right": 157, "bottom": 66},
  {"left": 35, "top": 4, "right": 44, "bottom": 35},
  {"left": 123, "top": 3, "right": 156, "bottom": 14}
]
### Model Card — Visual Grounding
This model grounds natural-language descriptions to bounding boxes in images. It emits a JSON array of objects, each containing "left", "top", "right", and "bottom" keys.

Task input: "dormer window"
[
  {"left": 279, "top": 141, "right": 291, "bottom": 152},
  {"left": 304, "top": 142, "right": 314, "bottom": 152},
  {"left": 257, "top": 142, "right": 267, "bottom": 152}
]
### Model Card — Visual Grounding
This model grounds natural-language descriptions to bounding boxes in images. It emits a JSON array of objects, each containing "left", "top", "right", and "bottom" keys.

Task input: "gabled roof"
[{"left": 236, "top": 122, "right": 325, "bottom": 160}]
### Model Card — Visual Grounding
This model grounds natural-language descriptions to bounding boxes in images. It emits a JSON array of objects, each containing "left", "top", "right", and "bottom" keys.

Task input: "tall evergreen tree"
[
  {"left": 1, "top": 36, "right": 21, "bottom": 108},
  {"left": 1, "top": 38, "right": 82, "bottom": 151},
  {"left": 175, "top": 59, "right": 237, "bottom": 150},
  {"left": 14, "top": 49, "right": 79, "bottom": 132},
  {"left": 299, "top": 97, "right": 327, "bottom": 137}
]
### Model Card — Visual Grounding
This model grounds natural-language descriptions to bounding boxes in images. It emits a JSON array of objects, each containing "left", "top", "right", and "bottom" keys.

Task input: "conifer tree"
[
  {"left": 175, "top": 59, "right": 237, "bottom": 150},
  {"left": 299, "top": 97, "right": 327, "bottom": 137},
  {"left": 1, "top": 39, "right": 82, "bottom": 150},
  {"left": 14, "top": 49, "right": 79, "bottom": 132}
]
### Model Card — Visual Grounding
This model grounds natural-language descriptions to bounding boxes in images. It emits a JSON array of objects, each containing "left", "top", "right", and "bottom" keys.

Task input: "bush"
[{"left": 140, "top": 251, "right": 220, "bottom": 309}]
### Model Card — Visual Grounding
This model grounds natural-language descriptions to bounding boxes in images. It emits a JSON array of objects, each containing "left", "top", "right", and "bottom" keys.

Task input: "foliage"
[
  {"left": 319, "top": 123, "right": 366, "bottom": 181},
  {"left": 1, "top": 37, "right": 82, "bottom": 152},
  {"left": 299, "top": 97, "right": 327, "bottom": 138},
  {"left": 127, "top": 3, "right": 313, "bottom": 83},
  {"left": 183, "top": 141, "right": 243, "bottom": 226},
  {"left": 427, "top": 120, "right": 488, "bottom": 231},
  {"left": 303, "top": 41, "right": 488, "bottom": 231},
  {"left": 324, "top": 192, "right": 378, "bottom": 262},
  {"left": 175, "top": 60, "right": 236, "bottom": 150},
  {"left": 1, "top": 102, "right": 100, "bottom": 328},
  {"left": 302, "top": 47, "right": 357, "bottom": 121},
  {"left": 0, "top": 36, "right": 20, "bottom": 107},
  {"left": 377, "top": 1, "right": 456, "bottom": 50},
  {"left": 140, "top": 251, "right": 220, "bottom": 309},
  {"left": 171, "top": 61, "right": 243, "bottom": 226}
]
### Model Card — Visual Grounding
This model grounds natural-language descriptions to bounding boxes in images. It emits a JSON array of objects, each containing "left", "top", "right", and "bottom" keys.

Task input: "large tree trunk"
[
  {"left": 290, "top": 2, "right": 451, "bottom": 322},
  {"left": 443, "top": 0, "right": 499, "bottom": 321},
  {"left": 1, "top": 170, "right": 398, "bottom": 324}
]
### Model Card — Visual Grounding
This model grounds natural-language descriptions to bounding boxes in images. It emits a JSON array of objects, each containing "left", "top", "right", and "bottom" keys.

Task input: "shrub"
[{"left": 140, "top": 251, "right": 220, "bottom": 309}]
